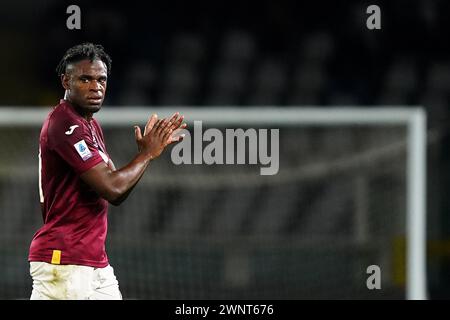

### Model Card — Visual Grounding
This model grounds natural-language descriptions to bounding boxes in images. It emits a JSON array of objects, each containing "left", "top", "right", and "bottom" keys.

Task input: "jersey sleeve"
[{"left": 49, "top": 119, "right": 104, "bottom": 175}]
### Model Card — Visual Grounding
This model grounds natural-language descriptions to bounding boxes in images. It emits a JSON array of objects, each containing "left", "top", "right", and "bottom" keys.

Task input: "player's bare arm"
[{"left": 80, "top": 112, "right": 186, "bottom": 206}]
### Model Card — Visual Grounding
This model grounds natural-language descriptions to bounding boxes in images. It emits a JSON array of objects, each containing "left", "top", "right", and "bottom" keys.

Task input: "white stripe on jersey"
[{"left": 38, "top": 147, "right": 44, "bottom": 203}]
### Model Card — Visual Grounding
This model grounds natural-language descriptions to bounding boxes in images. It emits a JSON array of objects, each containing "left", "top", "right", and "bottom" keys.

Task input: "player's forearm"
[{"left": 106, "top": 153, "right": 151, "bottom": 205}]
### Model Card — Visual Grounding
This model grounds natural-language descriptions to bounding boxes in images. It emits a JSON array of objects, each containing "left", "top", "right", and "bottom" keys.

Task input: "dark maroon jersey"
[{"left": 29, "top": 100, "right": 112, "bottom": 268}]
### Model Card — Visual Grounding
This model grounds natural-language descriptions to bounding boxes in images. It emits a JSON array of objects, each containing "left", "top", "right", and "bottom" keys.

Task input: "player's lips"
[{"left": 87, "top": 97, "right": 103, "bottom": 104}]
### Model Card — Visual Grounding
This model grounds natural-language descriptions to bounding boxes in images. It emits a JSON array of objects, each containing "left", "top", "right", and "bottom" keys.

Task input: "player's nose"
[{"left": 89, "top": 80, "right": 103, "bottom": 91}]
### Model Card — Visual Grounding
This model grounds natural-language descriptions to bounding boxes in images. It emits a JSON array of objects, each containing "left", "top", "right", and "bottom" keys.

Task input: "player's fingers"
[
  {"left": 167, "top": 112, "right": 179, "bottom": 126},
  {"left": 134, "top": 126, "right": 142, "bottom": 141},
  {"left": 155, "top": 119, "right": 169, "bottom": 137},
  {"left": 170, "top": 114, "right": 184, "bottom": 131},
  {"left": 144, "top": 114, "right": 158, "bottom": 136},
  {"left": 171, "top": 123, "right": 187, "bottom": 136},
  {"left": 157, "top": 113, "right": 177, "bottom": 135},
  {"left": 150, "top": 119, "right": 164, "bottom": 135},
  {"left": 169, "top": 129, "right": 187, "bottom": 144},
  {"left": 171, "top": 126, "right": 186, "bottom": 137},
  {"left": 171, "top": 133, "right": 185, "bottom": 143},
  {"left": 162, "top": 127, "right": 173, "bottom": 143},
  {"left": 160, "top": 120, "right": 173, "bottom": 139},
  {"left": 143, "top": 115, "right": 151, "bottom": 136}
]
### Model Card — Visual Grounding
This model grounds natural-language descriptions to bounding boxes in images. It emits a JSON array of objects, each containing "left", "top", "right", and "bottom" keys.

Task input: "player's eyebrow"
[{"left": 79, "top": 74, "right": 107, "bottom": 80}]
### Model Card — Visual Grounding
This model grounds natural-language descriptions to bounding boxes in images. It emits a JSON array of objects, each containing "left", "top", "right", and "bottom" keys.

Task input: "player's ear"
[{"left": 61, "top": 73, "right": 70, "bottom": 90}]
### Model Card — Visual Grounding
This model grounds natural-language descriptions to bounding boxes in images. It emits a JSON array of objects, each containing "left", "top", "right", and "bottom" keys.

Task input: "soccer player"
[{"left": 28, "top": 43, "right": 186, "bottom": 300}]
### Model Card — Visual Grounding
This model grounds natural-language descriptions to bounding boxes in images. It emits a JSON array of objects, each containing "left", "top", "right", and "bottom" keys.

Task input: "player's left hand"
[
  {"left": 137, "top": 112, "right": 186, "bottom": 149},
  {"left": 164, "top": 112, "right": 187, "bottom": 145}
]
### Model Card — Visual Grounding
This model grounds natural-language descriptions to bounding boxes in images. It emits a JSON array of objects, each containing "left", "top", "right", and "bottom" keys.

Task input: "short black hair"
[{"left": 56, "top": 42, "right": 112, "bottom": 76}]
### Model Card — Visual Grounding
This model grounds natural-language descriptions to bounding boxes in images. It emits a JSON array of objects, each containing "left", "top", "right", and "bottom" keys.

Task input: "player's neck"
[
  {"left": 64, "top": 98, "right": 93, "bottom": 121},
  {"left": 63, "top": 92, "right": 93, "bottom": 121}
]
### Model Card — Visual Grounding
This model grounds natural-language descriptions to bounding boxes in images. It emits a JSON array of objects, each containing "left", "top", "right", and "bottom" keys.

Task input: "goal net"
[{"left": 0, "top": 106, "right": 427, "bottom": 299}]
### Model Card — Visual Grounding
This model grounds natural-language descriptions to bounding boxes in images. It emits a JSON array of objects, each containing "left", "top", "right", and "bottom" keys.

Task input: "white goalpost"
[{"left": 0, "top": 106, "right": 427, "bottom": 299}]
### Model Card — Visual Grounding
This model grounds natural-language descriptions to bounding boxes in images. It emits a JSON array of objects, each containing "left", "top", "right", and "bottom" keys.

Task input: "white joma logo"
[{"left": 65, "top": 125, "right": 79, "bottom": 135}]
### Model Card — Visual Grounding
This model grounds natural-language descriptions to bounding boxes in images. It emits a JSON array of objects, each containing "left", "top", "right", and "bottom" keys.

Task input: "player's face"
[{"left": 62, "top": 59, "right": 108, "bottom": 116}]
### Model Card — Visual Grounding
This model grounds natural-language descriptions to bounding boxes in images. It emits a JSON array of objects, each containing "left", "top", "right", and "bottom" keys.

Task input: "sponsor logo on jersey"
[
  {"left": 65, "top": 125, "right": 79, "bottom": 135},
  {"left": 74, "top": 140, "right": 92, "bottom": 161}
]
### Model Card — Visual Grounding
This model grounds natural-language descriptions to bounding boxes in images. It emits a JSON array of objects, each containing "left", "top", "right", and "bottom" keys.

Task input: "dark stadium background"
[{"left": 1, "top": 0, "right": 450, "bottom": 299}]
